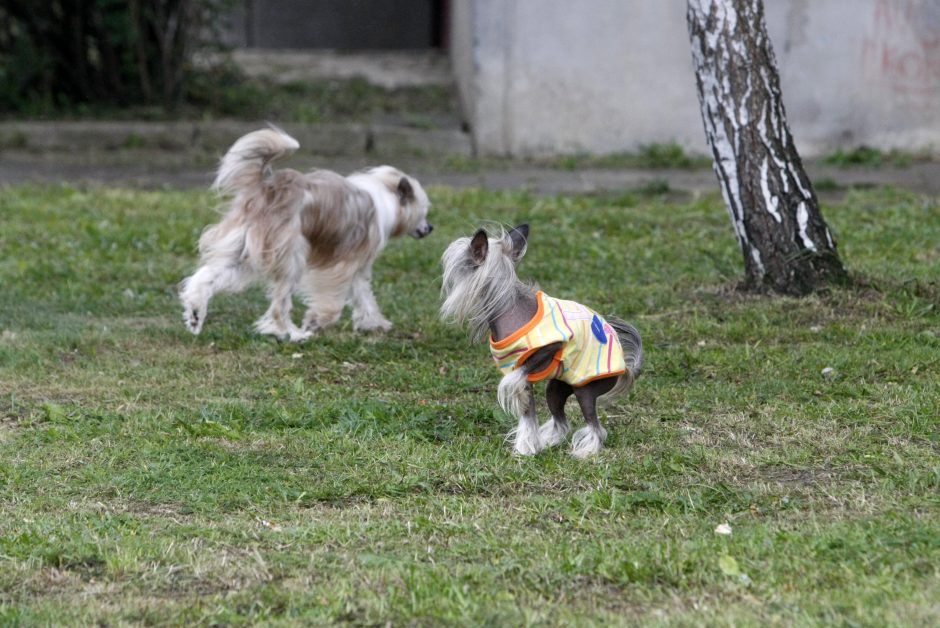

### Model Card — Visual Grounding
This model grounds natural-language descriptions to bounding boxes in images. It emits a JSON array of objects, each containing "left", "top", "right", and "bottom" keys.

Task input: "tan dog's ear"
[
  {"left": 397, "top": 177, "right": 415, "bottom": 202},
  {"left": 508, "top": 224, "right": 529, "bottom": 260},
  {"left": 470, "top": 229, "right": 488, "bottom": 265}
]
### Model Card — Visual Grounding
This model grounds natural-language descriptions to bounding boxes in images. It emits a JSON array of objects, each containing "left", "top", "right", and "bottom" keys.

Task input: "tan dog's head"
[{"left": 368, "top": 166, "right": 433, "bottom": 239}]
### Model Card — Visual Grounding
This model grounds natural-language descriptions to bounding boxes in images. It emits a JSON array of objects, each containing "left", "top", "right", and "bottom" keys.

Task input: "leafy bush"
[{"left": 0, "top": 0, "right": 232, "bottom": 114}]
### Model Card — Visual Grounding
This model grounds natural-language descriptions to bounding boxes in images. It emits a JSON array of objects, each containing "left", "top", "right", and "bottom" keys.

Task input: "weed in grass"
[
  {"left": 121, "top": 132, "right": 146, "bottom": 149},
  {"left": 0, "top": 184, "right": 938, "bottom": 624},
  {"left": 823, "top": 146, "right": 933, "bottom": 169},
  {"left": 542, "top": 142, "right": 710, "bottom": 171},
  {"left": 439, "top": 145, "right": 710, "bottom": 175},
  {"left": 3, "top": 64, "right": 462, "bottom": 127},
  {"left": 635, "top": 142, "right": 710, "bottom": 169},
  {"left": 635, "top": 178, "right": 672, "bottom": 196},
  {"left": 813, "top": 177, "right": 844, "bottom": 192},
  {"left": 0, "top": 130, "right": 28, "bottom": 149}
]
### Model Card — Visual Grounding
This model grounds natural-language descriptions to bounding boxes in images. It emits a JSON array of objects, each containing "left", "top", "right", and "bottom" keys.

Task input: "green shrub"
[{"left": 0, "top": 0, "right": 233, "bottom": 114}]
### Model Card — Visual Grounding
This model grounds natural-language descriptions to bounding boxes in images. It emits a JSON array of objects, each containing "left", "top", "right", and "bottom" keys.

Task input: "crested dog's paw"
[
  {"left": 513, "top": 433, "right": 542, "bottom": 456},
  {"left": 538, "top": 418, "right": 570, "bottom": 448},
  {"left": 570, "top": 425, "right": 607, "bottom": 458},
  {"left": 509, "top": 422, "right": 543, "bottom": 456}
]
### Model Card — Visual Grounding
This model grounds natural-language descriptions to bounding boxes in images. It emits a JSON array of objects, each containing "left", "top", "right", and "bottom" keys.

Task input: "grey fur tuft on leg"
[
  {"left": 571, "top": 424, "right": 608, "bottom": 458},
  {"left": 498, "top": 370, "right": 543, "bottom": 455},
  {"left": 538, "top": 417, "right": 570, "bottom": 447}
]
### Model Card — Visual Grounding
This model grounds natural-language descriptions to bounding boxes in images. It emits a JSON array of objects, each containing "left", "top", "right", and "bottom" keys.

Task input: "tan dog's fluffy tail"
[{"left": 212, "top": 127, "right": 299, "bottom": 196}]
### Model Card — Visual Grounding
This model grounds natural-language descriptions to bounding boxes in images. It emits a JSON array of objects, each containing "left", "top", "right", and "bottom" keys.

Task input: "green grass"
[
  {"left": 7, "top": 70, "right": 460, "bottom": 128},
  {"left": 190, "top": 75, "right": 459, "bottom": 127},
  {"left": 822, "top": 146, "right": 934, "bottom": 169},
  {"left": 1, "top": 184, "right": 938, "bottom": 625},
  {"left": 444, "top": 143, "right": 711, "bottom": 174},
  {"left": 547, "top": 143, "right": 711, "bottom": 170}
]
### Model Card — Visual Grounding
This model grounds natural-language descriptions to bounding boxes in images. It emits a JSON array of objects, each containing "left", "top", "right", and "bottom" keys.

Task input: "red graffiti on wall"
[{"left": 861, "top": 0, "right": 940, "bottom": 98}]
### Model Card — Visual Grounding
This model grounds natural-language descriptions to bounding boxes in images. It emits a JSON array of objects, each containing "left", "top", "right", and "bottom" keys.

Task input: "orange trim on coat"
[
  {"left": 489, "top": 291, "right": 545, "bottom": 350},
  {"left": 572, "top": 369, "right": 626, "bottom": 388},
  {"left": 515, "top": 346, "right": 541, "bottom": 368},
  {"left": 527, "top": 356, "right": 562, "bottom": 382}
]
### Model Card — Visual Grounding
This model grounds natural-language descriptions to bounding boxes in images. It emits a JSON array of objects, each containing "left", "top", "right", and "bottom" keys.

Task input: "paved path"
[{"left": 1, "top": 149, "right": 938, "bottom": 196}]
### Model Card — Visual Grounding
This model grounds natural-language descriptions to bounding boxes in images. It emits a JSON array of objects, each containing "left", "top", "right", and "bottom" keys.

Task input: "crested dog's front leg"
[
  {"left": 498, "top": 370, "right": 543, "bottom": 455},
  {"left": 570, "top": 378, "right": 616, "bottom": 458}
]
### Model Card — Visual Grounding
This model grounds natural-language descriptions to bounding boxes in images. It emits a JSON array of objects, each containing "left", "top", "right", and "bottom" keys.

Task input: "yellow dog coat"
[{"left": 489, "top": 291, "right": 626, "bottom": 386}]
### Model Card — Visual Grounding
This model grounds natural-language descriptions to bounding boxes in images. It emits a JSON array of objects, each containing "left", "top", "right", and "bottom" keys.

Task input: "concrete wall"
[
  {"left": 450, "top": 0, "right": 940, "bottom": 157},
  {"left": 449, "top": 0, "right": 476, "bottom": 131}
]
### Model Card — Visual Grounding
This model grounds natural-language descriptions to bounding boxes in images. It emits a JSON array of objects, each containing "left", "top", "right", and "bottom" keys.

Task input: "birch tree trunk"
[{"left": 687, "top": 0, "right": 848, "bottom": 295}]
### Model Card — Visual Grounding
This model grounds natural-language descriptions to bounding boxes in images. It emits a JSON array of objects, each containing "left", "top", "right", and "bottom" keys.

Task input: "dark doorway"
[{"left": 227, "top": 0, "right": 446, "bottom": 50}]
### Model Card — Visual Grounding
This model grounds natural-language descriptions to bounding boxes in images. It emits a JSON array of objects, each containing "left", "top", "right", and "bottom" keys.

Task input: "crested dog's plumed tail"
[
  {"left": 212, "top": 127, "right": 299, "bottom": 197},
  {"left": 605, "top": 317, "right": 643, "bottom": 398}
]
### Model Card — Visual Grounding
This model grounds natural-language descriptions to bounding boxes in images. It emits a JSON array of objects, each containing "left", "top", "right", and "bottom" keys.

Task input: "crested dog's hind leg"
[{"left": 570, "top": 377, "right": 617, "bottom": 458}]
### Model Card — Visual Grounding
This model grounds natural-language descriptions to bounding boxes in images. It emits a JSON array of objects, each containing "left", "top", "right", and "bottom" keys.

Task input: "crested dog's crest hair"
[
  {"left": 441, "top": 226, "right": 529, "bottom": 342},
  {"left": 180, "top": 127, "right": 432, "bottom": 341},
  {"left": 440, "top": 224, "right": 643, "bottom": 458}
]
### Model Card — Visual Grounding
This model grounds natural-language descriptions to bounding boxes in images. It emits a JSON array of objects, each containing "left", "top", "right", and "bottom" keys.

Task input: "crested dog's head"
[{"left": 440, "top": 224, "right": 529, "bottom": 341}]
